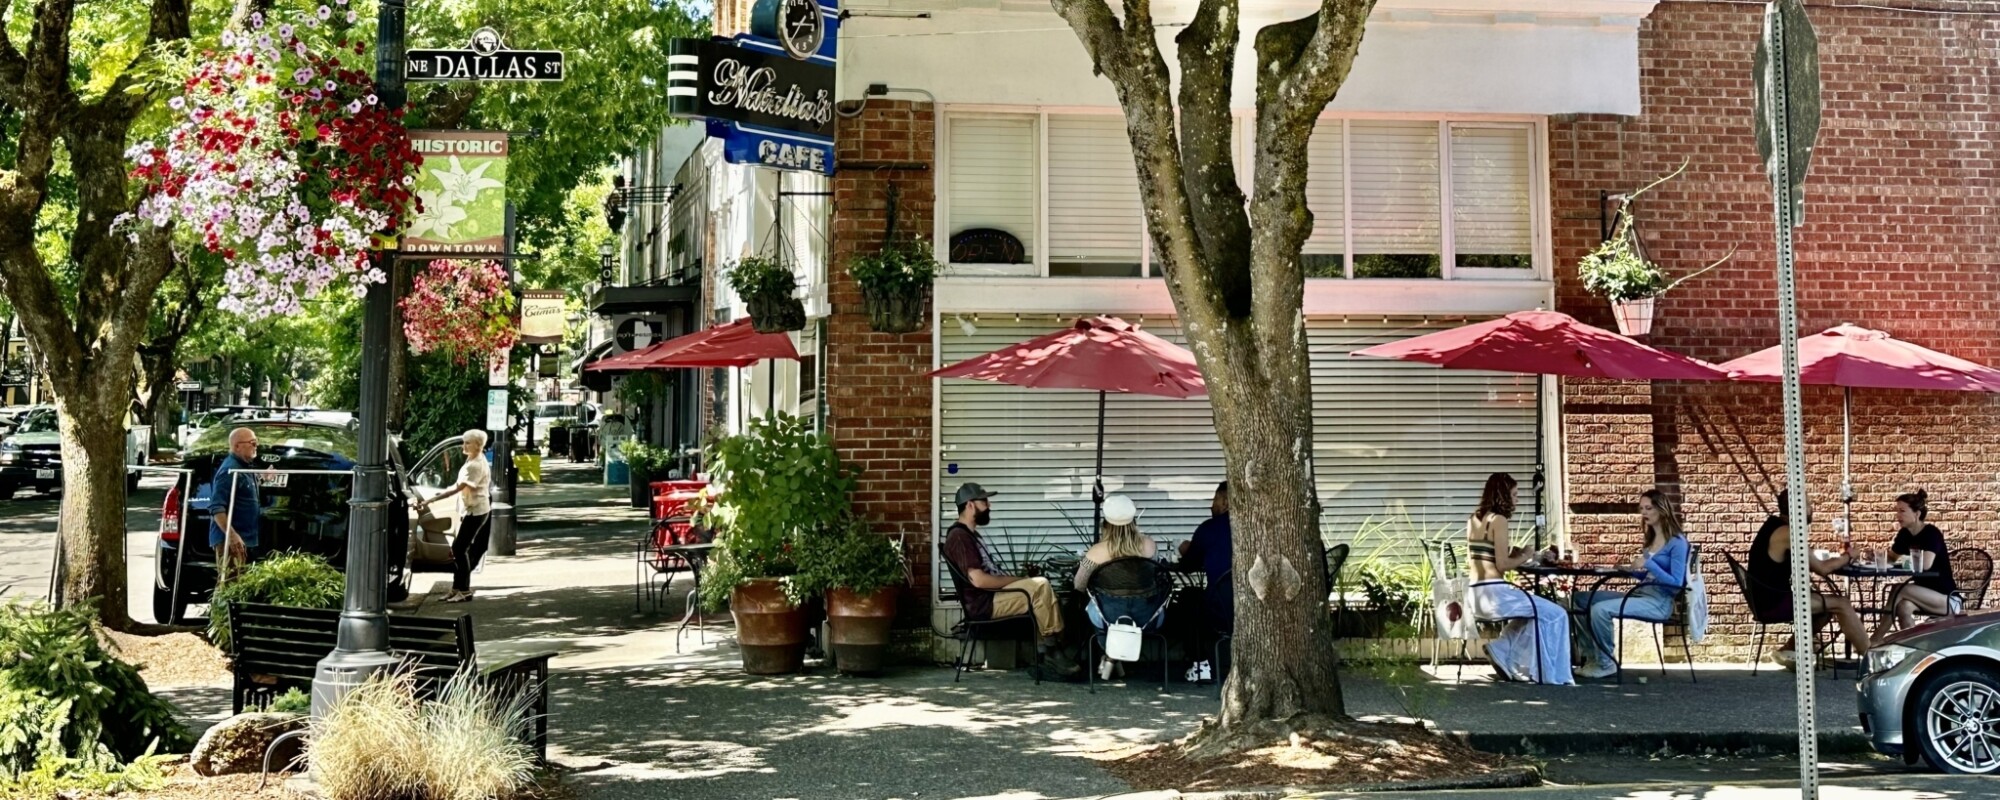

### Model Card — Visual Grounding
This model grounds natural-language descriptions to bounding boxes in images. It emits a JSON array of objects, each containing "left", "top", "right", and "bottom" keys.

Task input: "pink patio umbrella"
[
  {"left": 1720, "top": 324, "right": 2000, "bottom": 526},
  {"left": 928, "top": 315, "right": 1205, "bottom": 531},
  {"left": 1353, "top": 310, "right": 1732, "bottom": 546}
]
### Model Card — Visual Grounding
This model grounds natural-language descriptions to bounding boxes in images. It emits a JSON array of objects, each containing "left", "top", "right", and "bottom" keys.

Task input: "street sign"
[
  {"left": 1754, "top": 0, "right": 1820, "bottom": 227},
  {"left": 177, "top": 381, "right": 202, "bottom": 392},
  {"left": 407, "top": 28, "right": 564, "bottom": 83},
  {"left": 485, "top": 388, "right": 509, "bottom": 430}
]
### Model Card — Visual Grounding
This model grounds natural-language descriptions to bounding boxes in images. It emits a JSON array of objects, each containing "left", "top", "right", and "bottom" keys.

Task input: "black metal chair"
[
  {"left": 1602, "top": 544, "right": 1700, "bottom": 684},
  {"left": 1952, "top": 547, "right": 1994, "bottom": 612},
  {"left": 940, "top": 558, "right": 1040, "bottom": 684},
  {"left": 1083, "top": 557, "right": 1171, "bottom": 693},
  {"left": 1723, "top": 551, "right": 1835, "bottom": 677},
  {"left": 1324, "top": 543, "right": 1351, "bottom": 634}
]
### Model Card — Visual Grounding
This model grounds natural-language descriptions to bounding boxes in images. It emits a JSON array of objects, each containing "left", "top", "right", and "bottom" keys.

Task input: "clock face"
[{"left": 778, "top": 0, "right": 824, "bottom": 61}]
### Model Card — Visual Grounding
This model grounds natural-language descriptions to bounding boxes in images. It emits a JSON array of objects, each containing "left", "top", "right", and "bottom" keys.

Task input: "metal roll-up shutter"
[{"left": 934, "top": 316, "right": 1537, "bottom": 591}]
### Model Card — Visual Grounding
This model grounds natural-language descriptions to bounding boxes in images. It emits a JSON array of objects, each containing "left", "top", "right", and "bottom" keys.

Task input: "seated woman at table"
[
  {"left": 1573, "top": 488, "right": 1689, "bottom": 679},
  {"left": 1870, "top": 489, "right": 1959, "bottom": 645},
  {"left": 1468, "top": 472, "right": 1574, "bottom": 685},
  {"left": 1750, "top": 489, "right": 1870, "bottom": 662},
  {"left": 1075, "top": 495, "right": 1167, "bottom": 627}
]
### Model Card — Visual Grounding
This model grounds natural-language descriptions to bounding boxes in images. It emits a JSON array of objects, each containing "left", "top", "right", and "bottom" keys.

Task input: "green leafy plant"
[
  {"left": 307, "top": 668, "right": 534, "bottom": 800},
  {"left": 724, "top": 255, "right": 798, "bottom": 302},
  {"left": 1335, "top": 515, "right": 1463, "bottom": 633},
  {"left": 616, "top": 372, "right": 669, "bottom": 408},
  {"left": 0, "top": 601, "right": 188, "bottom": 791},
  {"left": 623, "top": 441, "right": 675, "bottom": 479},
  {"left": 1578, "top": 160, "right": 1728, "bottom": 303},
  {"left": 208, "top": 553, "right": 345, "bottom": 653},
  {"left": 698, "top": 413, "right": 858, "bottom": 610},
  {"left": 793, "top": 518, "right": 907, "bottom": 598},
  {"left": 270, "top": 688, "right": 312, "bottom": 715},
  {"left": 847, "top": 237, "right": 941, "bottom": 296}
]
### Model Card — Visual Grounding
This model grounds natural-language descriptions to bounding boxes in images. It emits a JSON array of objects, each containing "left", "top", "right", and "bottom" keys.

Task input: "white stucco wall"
[{"left": 838, "top": 0, "right": 1657, "bottom": 116}]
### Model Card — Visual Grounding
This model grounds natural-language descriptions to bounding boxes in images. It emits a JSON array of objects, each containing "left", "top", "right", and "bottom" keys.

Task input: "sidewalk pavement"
[{"left": 154, "top": 461, "right": 1909, "bottom": 800}]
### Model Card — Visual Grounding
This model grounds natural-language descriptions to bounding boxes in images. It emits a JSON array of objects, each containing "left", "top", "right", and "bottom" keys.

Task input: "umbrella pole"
[
  {"left": 1092, "top": 389, "right": 1106, "bottom": 539},
  {"left": 1534, "top": 377, "right": 1546, "bottom": 552},
  {"left": 1843, "top": 386, "right": 1853, "bottom": 540}
]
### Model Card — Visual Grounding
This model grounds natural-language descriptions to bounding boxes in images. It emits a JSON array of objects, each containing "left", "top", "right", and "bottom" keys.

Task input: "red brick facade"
[
  {"left": 827, "top": 101, "right": 939, "bottom": 604},
  {"left": 1551, "top": 1, "right": 2000, "bottom": 654}
]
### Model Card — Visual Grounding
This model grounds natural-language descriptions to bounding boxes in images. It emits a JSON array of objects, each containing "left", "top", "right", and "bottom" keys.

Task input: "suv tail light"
[{"left": 160, "top": 482, "right": 182, "bottom": 543}]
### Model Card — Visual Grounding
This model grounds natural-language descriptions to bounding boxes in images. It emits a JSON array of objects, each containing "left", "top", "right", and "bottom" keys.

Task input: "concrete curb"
[
  {"left": 1152, "top": 765, "right": 1544, "bottom": 799},
  {"left": 1449, "top": 729, "right": 1874, "bottom": 757}
]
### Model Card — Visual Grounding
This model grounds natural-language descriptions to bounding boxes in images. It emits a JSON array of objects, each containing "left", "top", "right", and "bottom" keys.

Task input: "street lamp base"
[{"left": 310, "top": 649, "right": 401, "bottom": 717}]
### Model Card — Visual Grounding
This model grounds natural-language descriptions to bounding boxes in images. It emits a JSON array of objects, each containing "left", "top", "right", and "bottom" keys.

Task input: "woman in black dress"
[
  {"left": 1749, "top": 489, "right": 1870, "bottom": 663},
  {"left": 1871, "top": 488, "right": 1958, "bottom": 645}
]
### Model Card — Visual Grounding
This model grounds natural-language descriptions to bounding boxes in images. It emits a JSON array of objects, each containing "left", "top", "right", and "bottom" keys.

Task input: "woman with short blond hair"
[{"left": 416, "top": 430, "right": 493, "bottom": 603}]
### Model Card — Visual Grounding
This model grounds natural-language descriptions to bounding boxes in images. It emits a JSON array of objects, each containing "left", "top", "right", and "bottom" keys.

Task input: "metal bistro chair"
[
  {"left": 1952, "top": 547, "right": 1994, "bottom": 612},
  {"left": 941, "top": 558, "right": 1040, "bottom": 684},
  {"left": 1084, "top": 557, "right": 1171, "bottom": 693},
  {"left": 1723, "top": 551, "right": 1836, "bottom": 677},
  {"left": 1431, "top": 540, "right": 1544, "bottom": 684},
  {"left": 1602, "top": 544, "right": 1701, "bottom": 684},
  {"left": 1324, "top": 543, "right": 1351, "bottom": 633}
]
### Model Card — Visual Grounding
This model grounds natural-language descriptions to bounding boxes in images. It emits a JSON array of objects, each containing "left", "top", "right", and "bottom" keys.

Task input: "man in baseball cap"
[{"left": 940, "top": 481, "right": 1077, "bottom": 677}]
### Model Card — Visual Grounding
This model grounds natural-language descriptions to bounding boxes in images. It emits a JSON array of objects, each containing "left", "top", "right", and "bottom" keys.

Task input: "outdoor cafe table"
[
  {"left": 658, "top": 542, "right": 717, "bottom": 653},
  {"left": 1515, "top": 563, "right": 1645, "bottom": 615},
  {"left": 1832, "top": 563, "right": 1938, "bottom": 618}
]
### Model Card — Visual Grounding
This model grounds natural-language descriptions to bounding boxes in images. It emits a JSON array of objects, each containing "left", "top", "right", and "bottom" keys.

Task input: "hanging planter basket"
[
  {"left": 746, "top": 292, "right": 807, "bottom": 334},
  {"left": 1612, "top": 297, "right": 1656, "bottom": 337},
  {"left": 862, "top": 287, "right": 927, "bottom": 334}
]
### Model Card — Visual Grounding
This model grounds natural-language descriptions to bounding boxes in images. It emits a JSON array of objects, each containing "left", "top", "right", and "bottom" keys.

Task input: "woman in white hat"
[{"left": 1073, "top": 495, "right": 1168, "bottom": 677}]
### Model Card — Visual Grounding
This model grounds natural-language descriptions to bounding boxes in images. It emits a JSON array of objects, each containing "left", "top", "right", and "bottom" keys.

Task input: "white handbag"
[{"left": 1104, "top": 617, "right": 1144, "bottom": 661}]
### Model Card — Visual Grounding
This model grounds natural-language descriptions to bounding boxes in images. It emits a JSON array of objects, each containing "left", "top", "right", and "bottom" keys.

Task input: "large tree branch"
[
  {"left": 0, "top": 0, "right": 24, "bottom": 106},
  {"left": 1175, "top": 0, "right": 1251, "bottom": 318},
  {"left": 96, "top": 0, "right": 193, "bottom": 120}
]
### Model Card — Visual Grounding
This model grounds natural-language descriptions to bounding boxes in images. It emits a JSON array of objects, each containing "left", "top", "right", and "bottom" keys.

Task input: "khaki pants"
[{"left": 991, "top": 577, "right": 1063, "bottom": 638}]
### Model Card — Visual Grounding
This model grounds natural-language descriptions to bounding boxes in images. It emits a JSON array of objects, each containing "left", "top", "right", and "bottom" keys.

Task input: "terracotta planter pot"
[
  {"left": 1612, "top": 296, "right": 1656, "bottom": 337},
  {"left": 826, "top": 586, "right": 899, "bottom": 675},
  {"left": 730, "top": 579, "right": 806, "bottom": 674}
]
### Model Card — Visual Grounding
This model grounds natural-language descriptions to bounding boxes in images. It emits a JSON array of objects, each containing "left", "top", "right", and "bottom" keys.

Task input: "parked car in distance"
[
  {"left": 0, "top": 405, "right": 36, "bottom": 435},
  {"left": 151, "top": 419, "right": 468, "bottom": 624},
  {"left": 1859, "top": 611, "right": 2000, "bottom": 773},
  {"left": 0, "top": 406, "right": 150, "bottom": 497}
]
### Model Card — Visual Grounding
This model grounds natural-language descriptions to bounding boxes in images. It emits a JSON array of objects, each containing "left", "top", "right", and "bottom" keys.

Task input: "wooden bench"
[{"left": 229, "top": 602, "right": 555, "bottom": 760}]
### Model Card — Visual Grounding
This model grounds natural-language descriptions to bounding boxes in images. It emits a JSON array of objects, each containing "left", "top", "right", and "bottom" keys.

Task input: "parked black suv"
[{"left": 151, "top": 419, "right": 443, "bottom": 624}]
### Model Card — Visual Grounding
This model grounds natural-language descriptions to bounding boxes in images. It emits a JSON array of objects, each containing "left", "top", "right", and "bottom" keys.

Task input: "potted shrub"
[
  {"left": 624, "top": 441, "right": 673, "bottom": 509},
  {"left": 1578, "top": 161, "right": 1728, "bottom": 336},
  {"left": 795, "top": 519, "right": 907, "bottom": 675},
  {"left": 847, "top": 237, "right": 940, "bottom": 334},
  {"left": 697, "top": 412, "right": 858, "bottom": 675},
  {"left": 726, "top": 255, "right": 806, "bottom": 334}
]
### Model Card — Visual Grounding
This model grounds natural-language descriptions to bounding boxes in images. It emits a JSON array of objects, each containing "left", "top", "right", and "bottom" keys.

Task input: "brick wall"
[
  {"left": 1551, "top": 1, "right": 2000, "bottom": 657},
  {"left": 828, "top": 100, "right": 938, "bottom": 610}
]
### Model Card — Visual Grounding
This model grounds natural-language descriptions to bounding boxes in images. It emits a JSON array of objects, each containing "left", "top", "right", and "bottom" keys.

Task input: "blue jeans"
[
  {"left": 1087, "top": 594, "right": 1165, "bottom": 632},
  {"left": 1575, "top": 585, "right": 1676, "bottom": 670}
]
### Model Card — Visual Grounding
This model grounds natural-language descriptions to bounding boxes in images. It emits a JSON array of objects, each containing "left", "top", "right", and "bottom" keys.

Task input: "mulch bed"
[
  {"left": 1096, "top": 720, "right": 1515, "bottom": 792},
  {"left": 100, "top": 630, "right": 230, "bottom": 688}
]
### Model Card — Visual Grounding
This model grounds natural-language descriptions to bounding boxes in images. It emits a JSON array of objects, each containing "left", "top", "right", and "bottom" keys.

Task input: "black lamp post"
[{"left": 312, "top": 0, "right": 406, "bottom": 715}]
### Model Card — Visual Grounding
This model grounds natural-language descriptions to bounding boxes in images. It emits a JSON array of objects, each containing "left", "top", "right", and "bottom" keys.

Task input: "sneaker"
[
  {"left": 441, "top": 591, "right": 472, "bottom": 603},
  {"left": 1185, "top": 661, "right": 1207, "bottom": 682},
  {"left": 1201, "top": 661, "right": 1214, "bottom": 681},
  {"left": 1774, "top": 648, "right": 1797, "bottom": 669},
  {"left": 1042, "top": 651, "right": 1083, "bottom": 677},
  {"left": 1099, "top": 656, "right": 1116, "bottom": 681},
  {"left": 1576, "top": 661, "right": 1618, "bottom": 680}
]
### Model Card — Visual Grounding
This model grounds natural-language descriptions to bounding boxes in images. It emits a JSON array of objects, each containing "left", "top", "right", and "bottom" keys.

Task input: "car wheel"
[
  {"left": 0, "top": 482, "right": 14, "bottom": 501},
  {"left": 152, "top": 584, "right": 187, "bottom": 625},
  {"left": 1913, "top": 664, "right": 2000, "bottom": 774},
  {"left": 126, "top": 471, "right": 141, "bottom": 492}
]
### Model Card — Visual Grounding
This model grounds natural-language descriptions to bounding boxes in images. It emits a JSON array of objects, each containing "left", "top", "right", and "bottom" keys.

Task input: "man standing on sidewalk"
[
  {"left": 208, "top": 428, "right": 262, "bottom": 584},
  {"left": 941, "top": 482, "right": 1078, "bottom": 676}
]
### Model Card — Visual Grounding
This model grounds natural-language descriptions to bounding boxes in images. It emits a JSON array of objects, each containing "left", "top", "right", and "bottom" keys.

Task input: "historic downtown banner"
[{"left": 402, "top": 130, "right": 509, "bottom": 256}]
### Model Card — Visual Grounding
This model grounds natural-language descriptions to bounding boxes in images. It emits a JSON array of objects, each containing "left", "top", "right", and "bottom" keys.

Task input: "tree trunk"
[{"left": 52, "top": 391, "right": 135, "bottom": 628}]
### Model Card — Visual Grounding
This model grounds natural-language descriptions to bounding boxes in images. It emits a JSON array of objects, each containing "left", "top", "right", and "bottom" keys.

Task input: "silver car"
[{"left": 1859, "top": 611, "right": 2000, "bottom": 773}]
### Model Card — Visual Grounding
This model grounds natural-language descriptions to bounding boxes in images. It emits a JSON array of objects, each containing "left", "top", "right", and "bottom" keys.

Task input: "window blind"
[
  {"left": 1047, "top": 115, "right": 1144, "bottom": 274},
  {"left": 1303, "top": 119, "right": 1346, "bottom": 275},
  {"left": 934, "top": 317, "right": 1537, "bottom": 589},
  {"left": 947, "top": 116, "right": 1038, "bottom": 260},
  {"left": 1451, "top": 125, "right": 1533, "bottom": 268},
  {"left": 1349, "top": 121, "right": 1441, "bottom": 275}
]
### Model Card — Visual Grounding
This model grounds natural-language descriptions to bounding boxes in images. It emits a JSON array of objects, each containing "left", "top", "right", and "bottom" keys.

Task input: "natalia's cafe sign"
[{"left": 667, "top": 0, "right": 839, "bottom": 175}]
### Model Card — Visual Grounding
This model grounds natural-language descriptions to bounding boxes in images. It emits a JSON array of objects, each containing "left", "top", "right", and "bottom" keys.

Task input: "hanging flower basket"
[
  {"left": 402, "top": 260, "right": 519, "bottom": 363},
  {"left": 125, "top": 8, "right": 421, "bottom": 318},
  {"left": 727, "top": 256, "right": 806, "bottom": 333},
  {"left": 1611, "top": 297, "right": 1656, "bottom": 337},
  {"left": 861, "top": 289, "right": 926, "bottom": 334},
  {"left": 848, "top": 237, "right": 940, "bottom": 334}
]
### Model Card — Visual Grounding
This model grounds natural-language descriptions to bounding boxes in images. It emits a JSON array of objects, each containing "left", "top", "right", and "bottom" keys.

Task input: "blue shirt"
[
  {"left": 1642, "top": 535, "right": 1689, "bottom": 589},
  {"left": 206, "top": 453, "right": 262, "bottom": 549}
]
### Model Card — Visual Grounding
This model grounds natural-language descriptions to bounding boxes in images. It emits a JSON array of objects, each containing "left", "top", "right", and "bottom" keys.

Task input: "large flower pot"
[
  {"left": 861, "top": 288, "right": 926, "bottom": 334},
  {"left": 825, "top": 586, "right": 899, "bottom": 675},
  {"left": 628, "top": 467, "right": 657, "bottom": 509},
  {"left": 1612, "top": 296, "right": 1656, "bottom": 337},
  {"left": 731, "top": 579, "right": 807, "bottom": 675},
  {"left": 746, "top": 293, "right": 807, "bottom": 334}
]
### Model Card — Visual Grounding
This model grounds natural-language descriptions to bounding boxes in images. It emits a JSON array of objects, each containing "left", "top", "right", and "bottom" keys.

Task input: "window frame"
[{"left": 936, "top": 108, "right": 1549, "bottom": 281}]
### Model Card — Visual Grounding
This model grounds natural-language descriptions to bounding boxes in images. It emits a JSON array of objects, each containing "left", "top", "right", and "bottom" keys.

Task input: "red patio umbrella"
[
  {"left": 929, "top": 315, "right": 1205, "bottom": 530},
  {"left": 1352, "top": 310, "right": 1731, "bottom": 547},
  {"left": 583, "top": 319, "right": 800, "bottom": 372},
  {"left": 1349, "top": 310, "right": 1730, "bottom": 381},
  {"left": 1719, "top": 324, "right": 2000, "bottom": 526}
]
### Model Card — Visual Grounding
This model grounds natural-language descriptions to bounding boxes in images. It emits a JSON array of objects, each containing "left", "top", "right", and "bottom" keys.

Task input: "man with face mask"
[{"left": 942, "top": 482, "right": 1075, "bottom": 676}]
